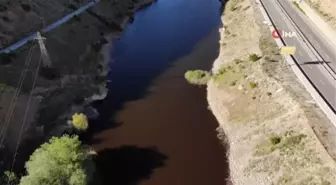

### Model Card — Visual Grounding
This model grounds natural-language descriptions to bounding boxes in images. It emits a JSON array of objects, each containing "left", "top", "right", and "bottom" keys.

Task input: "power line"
[
  {"left": 36, "top": 32, "right": 52, "bottom": 68},
  {"left": 0, "top": 42, "right": 36, "bottom": 147},
  {"left": 3, "top": 32, "right": 53, "bottom": 177},
  {"left": 8, "top": 53, "right": 43, "bottom": 176}
]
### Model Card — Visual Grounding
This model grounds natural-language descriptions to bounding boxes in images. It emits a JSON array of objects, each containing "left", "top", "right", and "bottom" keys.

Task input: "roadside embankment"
[
  {"left": 0, "top": 0, "right": 155, "bottom": 169},
  {"left": 303, "top": 0, "right": 336, "bottom": 30},
  {"left": 207, "top": 0, "right": 336, "bottom": 184}
]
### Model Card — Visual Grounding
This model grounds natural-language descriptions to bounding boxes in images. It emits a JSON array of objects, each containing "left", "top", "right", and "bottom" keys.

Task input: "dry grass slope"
[{"left": 305, "top": 0, "right": 336, "bottom": 29}]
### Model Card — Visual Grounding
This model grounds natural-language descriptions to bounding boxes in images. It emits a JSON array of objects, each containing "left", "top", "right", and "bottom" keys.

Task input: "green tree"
[{"left": 19, "top": 135, "right": 95, "bottom": 185}]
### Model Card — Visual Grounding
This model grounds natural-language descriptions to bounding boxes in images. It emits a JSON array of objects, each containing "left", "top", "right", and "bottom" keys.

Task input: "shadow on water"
[
  {"left": 94, "top": 146, "right": 168, "bottom": 185},
  {"left": 86, "top": 0, "right": 227, "bottom": 137}
]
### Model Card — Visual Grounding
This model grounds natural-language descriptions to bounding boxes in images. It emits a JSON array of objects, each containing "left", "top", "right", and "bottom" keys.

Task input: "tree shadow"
[{"left": 94, "top": 145, "right": 168, "bottom": 185}]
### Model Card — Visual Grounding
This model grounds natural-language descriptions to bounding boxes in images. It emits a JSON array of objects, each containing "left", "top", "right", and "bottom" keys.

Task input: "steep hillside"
[{"left": 0, "top": 0, "right": 155, "bottom": 170}]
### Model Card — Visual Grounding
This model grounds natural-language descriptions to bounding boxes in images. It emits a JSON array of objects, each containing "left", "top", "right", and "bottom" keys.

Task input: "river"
[{"left": 88, "top": 0, "right": 229, "bottom": 184}]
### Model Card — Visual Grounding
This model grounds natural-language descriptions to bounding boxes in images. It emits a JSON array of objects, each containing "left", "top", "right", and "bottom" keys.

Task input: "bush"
[
  {"left": 72, "top": 113, "right": 89, "bottom": 131},
  {"left": 248, "top": 53, "right": 261, "bottom": 62},
  {"left": 249, "top": 81, "right": 257, "bottom": 88},
  {"left": 0, "top": 83, "right": 7, "bottom": 91},
  {"left": 184, "top": 70, "right": 211, "bottom": 85},
  {"left": 234, "top": 59, "right": 243, "bottom": 64},
  {"left": 0, "top": 171, "right": 19, "bottom": 185},
  {"left": 19, "top": 135, "right": 95, "bottom": 185},
  {"left": 217, "top": 67, "right": 226, "bottom": 75},
  {"left": 269, "top": 136, "right": 281, "bottom": 145},
  {"left": 292, "top": 1, "right": 305, "bottom": 14},
  {"left": 230, "top": 6, "right": 238, "bottom": 11},
  {"left": 229, "top": 81, "right": 236, "bottom": 86}
]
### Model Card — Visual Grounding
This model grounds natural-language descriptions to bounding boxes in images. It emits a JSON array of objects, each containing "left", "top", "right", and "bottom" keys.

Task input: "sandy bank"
[{"left": 207, "top": 0, "right": 336, "bottom": 184}]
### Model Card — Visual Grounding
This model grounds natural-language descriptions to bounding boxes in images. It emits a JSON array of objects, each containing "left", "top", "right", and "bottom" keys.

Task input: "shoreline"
[{"left": 44, "top": 0, "right": 158, "bottom": 138}]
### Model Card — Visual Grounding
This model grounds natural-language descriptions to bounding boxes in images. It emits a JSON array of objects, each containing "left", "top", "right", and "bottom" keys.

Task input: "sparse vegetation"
[
  {"left": 0, "top": 171, "right": 19, "bottom": 185},
  {"left": 248, "top": 53, "right": 261, "bottom": 62},
  {"left": 306, "top": 0, "right": 336, "bottom": 23},
  {"left": 230, "top": 5, "right": 242, "bottom": 11},
  {"left": 184, "top": 70, "right": 211, "bottom": 85},
  {"left": 269, "top": 135, "right": 281, "bottom": 145},
  {"left": 234, "top": 59, "right": 243, "bottom": 64},
  {"left": 249, "top": 81, "right": 257, "bottom": 88},
  {"left": 254, "top": 132, "right": 307, "bottom": 157},
  {"left": 0, "top": 83, "right": 7, "bottom": 91},
  {"left": 229, "top": 81, "right": 236, "bottom": 86},
  {"left": 292, "top": 1, "right": 306, "bottom": 14},
  {"left": 259, "top": 37, "right": 279, "bottom": 56}
]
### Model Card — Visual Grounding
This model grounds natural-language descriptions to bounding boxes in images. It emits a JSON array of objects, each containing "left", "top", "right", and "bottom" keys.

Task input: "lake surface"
[{"left": 90, "top": 0, "right": 229, "bottom": 184}]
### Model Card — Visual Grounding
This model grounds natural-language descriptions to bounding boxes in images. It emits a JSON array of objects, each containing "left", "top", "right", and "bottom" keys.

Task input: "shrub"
[
  {"left": 249, "top": 81, "right": 258, "bottom": 88},
  {"left": 0, "top": 171, "right": 19, "bottom": 185},
  {"left": 292, "top": 1, "right": 305, "bottom": 14},
  {"left": 184, "top": 70, "right": 211, "bottom": 85},
  {"left": 0, "top": 83, "right": 7, "bottom": 91},
  {"left": 234, "top": 59, "right": 243, "bottom": 64},
  {"left": 248, "top": 53, "right": 261, "bottom": 62},
  {"left": 19, "top": 135, "right": 95, "bottom": 185},
  {"left": 217, "top": 67, "right": 226, "bottom": 75},
  {"left": 72, "top": 113, "right": 89, "bottom": 131},
  {"left": 230, "top": 6, "right": 238, "bottom": 11},
  {"left": 229, "top": 81, "right": 236, "bottom": 86},
  {"left": 269, "top": 136, "right": 281, "bottom": 145}
]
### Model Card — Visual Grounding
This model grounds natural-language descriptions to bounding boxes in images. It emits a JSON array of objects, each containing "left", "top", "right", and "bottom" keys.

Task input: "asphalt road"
[{"left": 261, "top": 0, "right": 336, "bottom": 111}]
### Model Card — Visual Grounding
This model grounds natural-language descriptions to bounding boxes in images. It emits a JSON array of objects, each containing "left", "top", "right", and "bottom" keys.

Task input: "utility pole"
[{"left": 35, "top": 32, "right": 52, "bottom": 68}]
